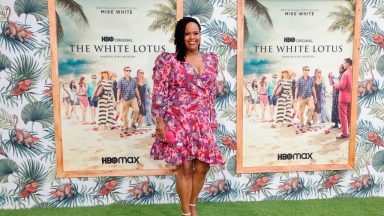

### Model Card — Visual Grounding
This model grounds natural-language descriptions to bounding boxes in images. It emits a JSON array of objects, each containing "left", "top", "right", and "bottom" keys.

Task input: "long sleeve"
[
  {"left": 151, "top": 52, "right": 172, "bottom": 118},
  {"left": 334, "top": 70, "right": 348, "bottom": 90}
]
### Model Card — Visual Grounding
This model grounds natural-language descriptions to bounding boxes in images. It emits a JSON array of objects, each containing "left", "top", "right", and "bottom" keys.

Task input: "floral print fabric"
[{"left": 150, "top": 52, "right": 225, "bottom": 166}]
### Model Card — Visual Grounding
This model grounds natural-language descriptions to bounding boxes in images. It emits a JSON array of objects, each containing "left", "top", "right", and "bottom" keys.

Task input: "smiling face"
[{"left": 184, "top": 22, "right": 201, "bottom": 53}]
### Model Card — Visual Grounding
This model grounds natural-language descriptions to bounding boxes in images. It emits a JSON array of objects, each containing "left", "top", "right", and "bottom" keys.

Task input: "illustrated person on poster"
[
  {"left": 267, "top": 74, "right": 278, "bottom": 122},
  {"left": 295, "top": 66, "right": 317, "bottom": 128},
  {"left": 117, "top": 66, "right": 141, "bottom": 132},
  {"left": 313, "top": 69, "right": 323, "bottom": 125},
  {"left": 136, "top": 69, "right": 147, "bottom": 128},
  {"left": 251, "top": 79, "right": 259, "bottom": 118},
  {"left": 272, "top": 70, "right": 293, "bottom": 128},
  {"left": 329, "top": 65, "right": 345, "bottom": 128},
  {"left": 259, "top": 76, "right": 268, "bottom": 122},
  {"left": 243, "top": 80, "right": 253, "bottom": 118},
  {"left": 144, "top": 82, "right": 154, "bottom": 127},
  {"left": 290, "top": 72, "right": 298, "bottom": 121},
  {"left": 150, "top": 17, "right": 225, "bottom": 216},
  {"left": 61, "top": 81, "right": 73, "bottom": 119},
  {"left": 87, "top": 74, "right": 98, "bottom": 125},
  {"left": 93, "top": 71, "right": 116, "bottom": 131},
  {"left": 69, "top": 80, "right": 79, "bottom": 120},
  {"left": 330, "top": 58, "right": 353, "bottom": 139},
  {"left": 111, "top": 72, "right": 121, "bottom": 127},
  {"left": 76, "top": 76, "right": 89, "bottom": 124}
]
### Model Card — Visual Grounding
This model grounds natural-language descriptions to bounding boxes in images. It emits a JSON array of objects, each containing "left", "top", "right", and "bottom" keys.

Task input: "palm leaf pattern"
[
  {"left": 55, "top": 0, "right": 89, "bottom": 40},
  {"left": 0, "top": 53, "right": 11, "bottom": 72},
  {"left": 0, "top": 0, "right": 382, "bottom": 209},
  {"left": 200, "top": 179, "right": 240, "bottom": 202},
  {"left": 219, "top": 105, "right": 237, "bottom": 123},
  {"left": 245, "top": 0, "right": 273, "bottom": 29},
  {"left": 327, "top": 0, "right": 358, "bottom": 43},
  {"left": 1, "top": 55, "right": 42, "bottom": 105},
  {"left": 358, "top": 80, "right": 384, "bottom": 106},
  {"left": 368, "top": 102, "right": 384, "bottom": 121},
  {"left": 1, "top": 130, "right": 44, "bottom": 158},
  {"left": 215, "top": 81, "right": 236, "bottom": 109},
  {"left": 244, "top": 173, "right": 275, "bottom": 198},
  {"left": 48, "top": 182, "right": 93, "bottom": 207},
  {"left": 227, "top": 54, "right": 237, "bottom": 78},
  {"left": 15, "top": 159, "right": 47, "bottom": 203},
  {"left": 276, "top": 177, "right": 317, "bottom": 200},
  {"left": 209, "top": 0, "right": 232, "bottom": 6},
  {"left": 14, "top": 0, "right": 47, "bottom": 23},
  {"left": 125, "top": 180, "right": 163, "bottom": 204},
  {"left": 92, "top": 177, "right": 123, "bottom": 203},
  {"left": 0, "top": 158, "right": 19, "bottom": 183},
  {"left": 347, "top": 175, "right": 382, "bottom": 197},
  {"left": 374, "top": 3, "right": 384, "bottom": 19},
  {"left": 372, "top": 150, "right": 384, "bottom": 173},
  {"left": 147, "top": 0, "right": 177, "bottom": 34},
  {"left": 0, "top": 5, "right": 7, "bottom": 23},
  {"left": 0, "top": 23, "right": 38, "bottom": 53},
  {"left": 0, "top": 107, "right": 14, "bottom": 130},
  {"left": 318, "top": 171, "right": 347, "bottom": 197},
  {"left": 184, "top": 0, "right": 214, "bottom": 23},
  {"left": 215, "top": 124, "right": 236, "bottom": 158},
  {"left": 21, "top": 101, "right": 53, "bottom": 130}
]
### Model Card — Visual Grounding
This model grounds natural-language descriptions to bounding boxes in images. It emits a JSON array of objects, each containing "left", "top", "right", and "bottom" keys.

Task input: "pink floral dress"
[{"left": 150, "top": 52, "right": 225, "bottom": 166}]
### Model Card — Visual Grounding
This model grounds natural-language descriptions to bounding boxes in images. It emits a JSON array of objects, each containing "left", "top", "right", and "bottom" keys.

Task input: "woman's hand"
[{"left": 156, "top": 117, "right": 166, "bottom": 142}]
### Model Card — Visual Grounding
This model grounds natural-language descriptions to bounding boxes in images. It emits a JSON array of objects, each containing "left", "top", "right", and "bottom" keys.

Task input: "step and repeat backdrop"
[{"left": 0, "top": 0, "right": 383, "bottom": 209}]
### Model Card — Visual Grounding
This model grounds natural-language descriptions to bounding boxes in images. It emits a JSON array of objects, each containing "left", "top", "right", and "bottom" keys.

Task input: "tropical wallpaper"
[{"left": 0, "top": 0, "right": 383, "bottom": 209}]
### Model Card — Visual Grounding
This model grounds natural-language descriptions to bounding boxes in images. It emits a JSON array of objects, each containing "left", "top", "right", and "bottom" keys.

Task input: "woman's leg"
[
  {"left": 80, "top": 103, "right": 86, "bottom": 123},
  {"left": 64, "top": 102, "right": 70, "bottom": 117},
  {"left": 176, "top": 161, "right": 193, "bottom": 215},
  {"left": 190, "top": 160, "right": 210, "bottom": 216},
  {"left": 245, "top": 100, "right": 250, "bottom": 117},
  {"left": 261, "top": 102, "right": 266, "bottom": 121}
]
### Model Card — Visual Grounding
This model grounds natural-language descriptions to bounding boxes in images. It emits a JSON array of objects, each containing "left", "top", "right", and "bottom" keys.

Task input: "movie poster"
[
  {"left": 238, "top": 0, "right": 359, "bottom": 172},
  {"left": 54, "top": 0, "right": 177, "bottom": 176}
]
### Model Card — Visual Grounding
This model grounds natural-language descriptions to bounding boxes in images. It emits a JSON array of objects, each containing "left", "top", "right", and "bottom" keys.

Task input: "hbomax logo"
[
  {"left": 101, "top": 156, "right": 140, "bottom": 164},
  {"left": 277, "top": 153, "right": 313, "bottom": 160}
]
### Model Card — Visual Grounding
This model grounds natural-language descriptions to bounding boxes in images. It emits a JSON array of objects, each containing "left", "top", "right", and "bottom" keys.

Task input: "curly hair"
[{"left": 174, "top": 17, "right": 201, "bottom": 62}]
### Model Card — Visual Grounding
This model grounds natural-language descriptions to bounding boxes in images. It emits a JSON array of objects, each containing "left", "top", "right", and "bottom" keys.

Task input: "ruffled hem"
[{"left": 150, "top": 141, "right": 225, "bottom": 167}]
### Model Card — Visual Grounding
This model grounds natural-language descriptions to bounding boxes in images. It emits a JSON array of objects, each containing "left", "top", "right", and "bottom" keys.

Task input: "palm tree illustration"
[
  {"left": 244, "top": 0, "right": 273, "bottom": 38},
  {"left": 147, "top": 0, "right": 177, "bottom": 38},
  {"left": 327, "top": 0, "right": 365, "bottom": 43},
  {"left": 55, "top": 0, "right": 89, "bottom": 40}
]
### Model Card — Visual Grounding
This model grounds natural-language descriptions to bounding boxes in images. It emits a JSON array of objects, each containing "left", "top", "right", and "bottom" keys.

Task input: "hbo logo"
[
  {"left": 101, "top": 36, "right": 114, "bottom": 42},
  {"left": 284, "top": 37, "right": 295, "bottom": 42}
]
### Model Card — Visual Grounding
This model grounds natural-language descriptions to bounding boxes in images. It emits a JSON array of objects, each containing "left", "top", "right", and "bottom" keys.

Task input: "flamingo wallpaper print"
[{"left": 0, "top": 0, "right": 383, "bottom": 209}]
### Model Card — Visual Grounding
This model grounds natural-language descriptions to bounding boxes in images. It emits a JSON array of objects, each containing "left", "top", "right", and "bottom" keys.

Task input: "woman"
[
  {"left": 69, "top": 80, "right": 79, "bottom": 120},
  {"left": 243, "top": 80, "right": 253, "bottom": 118},
  {"left": 111, "top": 72, "right": 121, "bottom": 126},
  {"left": 251, "top": 79, "right": 259, "bottom": 118},
  {"left": 136, "top": 69, "right": 147, "bottom": 128},
  {"left": 290, "top": 72, "right": 298, "bottom": 121},
  {"left": 93, "top": 71, "right": 116, "bottom": 131},
  {"left": 61, "top": 81, "right": 73, "bottom": 118},
  {"left": 259, "top": 76, "right": 268, "bottom": 122},
  {"left": 150, "top": 17, "right": 224, "bottom": 216},
  {"left": 312, "top": 69, "right": 330, "bottom": 124},
  {"left": 313, "top": 69, "right": 323, "bottom": 124},
  {"left": 273, "top": 70, "right": 293, "bottom": 127},
  {"left": 77, "top": 76, "right": 89, "bottom": 124}
]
